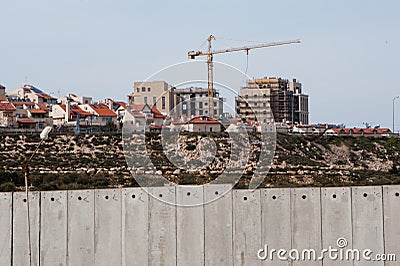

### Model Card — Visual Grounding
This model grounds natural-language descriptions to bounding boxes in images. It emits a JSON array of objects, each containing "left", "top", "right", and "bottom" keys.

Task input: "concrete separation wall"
[{"left": 0, "top": 185, "right": 399, "bottom": 265}]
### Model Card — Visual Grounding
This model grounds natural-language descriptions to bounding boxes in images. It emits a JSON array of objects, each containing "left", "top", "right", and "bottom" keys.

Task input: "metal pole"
[
  {"left": 207, "top": 35, "right": 215, "bottom": 118},
  {"left": 393, "top": 96, "right": 399, "bottom": 134},
  {"left": 24, "top": 157, "right": 32, "bottom": 266},
  {"left": 24, "top": 138, "right": 45, "bottom": 266}
]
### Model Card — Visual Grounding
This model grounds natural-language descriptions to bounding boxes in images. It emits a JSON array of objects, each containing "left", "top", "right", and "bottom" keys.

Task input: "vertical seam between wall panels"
[
  {"left": 381, "top": 186, "right": 386, "bottom": 261},
  {"left": 231, "top": 190, "right": 234, "bottom": 266},
  {"left": 38, "top": 192, "right": 41, "bottom": 266},
  {"left": 93, "top": 190, "right": 96, "bottom": 265},
  {"left": 175, "top": 187, "right": 178, "bottom": 266},
  {"left": 319, "top": 188, "right": 323, "bottom": 266},
  {"left": 66, "top": 191, "right": 69, "bottom": 266},
  {"left": 202, "top": 186, "right": 205, "bottom": 266},
  {"left": 350, "top": 188, "right": 354, "bottom": 253},
  {"left": 10, "top": 192, "right": 14, "bottom": 266}
]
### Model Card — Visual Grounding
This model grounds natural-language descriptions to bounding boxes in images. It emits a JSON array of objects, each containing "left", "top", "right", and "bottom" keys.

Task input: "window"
[
  {"left": 199, "top": 102, "right": 203, "bottom": 108},
  {"left": 137, "top": 88, "right": 139, "bottom": 92},
  {"left": 245, "top": 95, "right": 248, "bottom": 99},
  {"left": 254, "top": 94, "right": 258, "bottom": 98},
  {"left": 183, "top": 103, "right": 187, "bottom": 110},
  {"left": 214, "top": 102, "right": 217, "bottom": 107},
  {"left": 161, "top": 96, "right": 166, "bottom": 109},
  {"left": 199, "top": 110, "right": 203, "bottom": 115},
  {"left": 263, "top": 94, "right": 267, "bottom": 98},
  {"left": 144, "top": 96, "right": 147, "bottom": 104},
  {"left": 205, "top": 102, "right": 208, "bottom": 106},
  {"left": 148, "top": 87, "right": 151, "bottom": 92},
  {"left": 142, "top": 87, "right": 146, "bottom": 92},
  {"left": 263, "top": 110, "right": 267, "bottom": 115},
  {"left": 214, "top": 110, "right": 217, "bottom": 115},
  {"left": 153, "top": 97, "right": 157, "bottom": 106}
]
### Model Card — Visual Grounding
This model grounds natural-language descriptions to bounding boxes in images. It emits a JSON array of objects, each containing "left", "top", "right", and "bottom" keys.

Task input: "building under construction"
[
  {"left": 174, "top": 87, "right": 223, "bottom": 118},
  {"left": 235, "top": 77, "right": 309, "bottom": 125}
]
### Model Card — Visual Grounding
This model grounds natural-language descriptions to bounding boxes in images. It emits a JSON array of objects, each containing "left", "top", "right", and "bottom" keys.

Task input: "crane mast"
[{"left": 188, "top": 35, "right": 301, "bottom": 118}]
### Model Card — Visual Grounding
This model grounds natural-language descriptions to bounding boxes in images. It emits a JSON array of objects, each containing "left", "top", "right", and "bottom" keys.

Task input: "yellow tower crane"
[{"left": 188, "top": 35, "right": 301, "bottom": 117}]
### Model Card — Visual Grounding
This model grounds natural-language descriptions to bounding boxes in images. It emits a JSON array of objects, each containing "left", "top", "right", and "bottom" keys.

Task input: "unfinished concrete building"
[
  {"left": 174, "top": 87, "right": 224, "bottom": 118},
  {"left": 236, "top": 77, "right": 309, "bottom": 124}
]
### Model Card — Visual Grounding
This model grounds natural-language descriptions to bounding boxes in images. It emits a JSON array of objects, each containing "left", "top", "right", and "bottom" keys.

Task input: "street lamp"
[
  {"left": 24, "top": 126, "right": 52, "bottom": 266},
  {"left": 393, "top": 96, "right": 399, "bottom": 134}
]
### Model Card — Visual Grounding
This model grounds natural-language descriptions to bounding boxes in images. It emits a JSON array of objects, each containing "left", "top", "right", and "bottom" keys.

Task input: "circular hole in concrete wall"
[
  {"left": 243, "top": 196, "right": 248, "bottom": 201},
  {"left": 215, "top": 191, "right": 219, "bottom": 195},
  {"left": 395, "top": 192, "right": 399, "bottom": 197},
  {"left": 78, "top": 196, "right": 82, "bottom": 200},
  {"left": 272, "top": 195, "right": 277, "bottom": 200},
  {"left": 332, "top": 194, "right": 337, "bottom": 199},
  {"left": 105, "top": 196, "right": 109, "bottom": 200},
  {"left": 23, "top": 199, "right": 27, "bottom": 202},
  {"left": 187, "top": 192, "right": 191, "bottom": 196},
  {"left": 132, "top": 194, "right": 136, "bottom": 199},
  {"left": 302, "top": 195, "right": 307, "bottom": 200},
  {"left": 363, "top": 193, "right": 368, "bottom": 198},
  {"left": 51, "top": 197, "right": 55, "bottom": 201},
  {"left": 159, "top": 194, "right": 163, "bottom": 198}
]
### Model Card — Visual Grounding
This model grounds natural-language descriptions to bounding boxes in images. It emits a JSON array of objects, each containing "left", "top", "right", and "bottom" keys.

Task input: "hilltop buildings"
[
  {"left": 236, "top": 77, "right": 309, "bottom": 125},
  {"left": 174, "top": 87, "right": 224, "bottom": 118},
  {"left": 127, "top": 81, "right": 175, "bottom": 114}
]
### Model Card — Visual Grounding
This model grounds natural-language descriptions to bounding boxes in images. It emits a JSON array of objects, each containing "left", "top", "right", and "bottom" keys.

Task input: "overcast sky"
[{"left": 1, "top": 0, "right": 399, "bottom": 129}]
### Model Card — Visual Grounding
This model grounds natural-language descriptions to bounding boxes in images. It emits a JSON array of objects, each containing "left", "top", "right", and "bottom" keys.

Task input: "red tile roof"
[
  {"left": 89, "top": 103, "right": 117, "bottom": 117},
  {"left": 59, "top": 104, "right": 94, "bottom": 117},
  {"left": 151, "top": 106, "right": 166, "bottom": 119},
  {"left": 17, "top": 118, "right": 36, "bottom": 124},
  {"left": 186, "top": 116, "right": 220, "bottom": 124},
  {"left": 332, "top": 128, "right": 392, "bottom": 135},
  {"left": 129, "top": 104, "right": 146, "bottom": 112},
  {"left": 37, "top": 104, "right": 49, "bottom": 111},
  {"left": 114, "top": 101, "right": 127, "bottom": 109},
  {"left": 11, "top": 101, "right": 35, "bottom": 106},
  {"left": 38, "top": 93, "right": 56, "bottom": 100},
  {"left": 29, "top": 109, "right": 46, "bottom": 114},
  {"left": 0, "top": 102, "right": 16, "bottom": 111}
]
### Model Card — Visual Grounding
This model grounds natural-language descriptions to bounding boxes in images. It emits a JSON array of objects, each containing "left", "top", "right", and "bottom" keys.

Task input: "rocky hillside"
[{"left": 0, "top": 133, "right": 399, "bottom": 191}]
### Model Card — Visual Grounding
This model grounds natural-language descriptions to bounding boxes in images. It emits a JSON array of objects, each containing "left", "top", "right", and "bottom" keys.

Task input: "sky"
[{"left": 1, "top": 0, "right": 400, "bottom": 130}]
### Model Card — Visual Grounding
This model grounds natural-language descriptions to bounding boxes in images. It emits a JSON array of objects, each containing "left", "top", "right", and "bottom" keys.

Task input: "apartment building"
[
  {"left": 7, "top": 85, "right": 57, "bottom": 104},
  {"left": 236, "top": 77, "right": 309, "bottom": 125},
  {"left": 173, "top": 87, "right": 224, "bottom": 118},
  {"left": 127, "top": 81, "right": 175, "bottom": 115},
  {"left": 0, "top": 84, "right": 5, "bottom": 100}
]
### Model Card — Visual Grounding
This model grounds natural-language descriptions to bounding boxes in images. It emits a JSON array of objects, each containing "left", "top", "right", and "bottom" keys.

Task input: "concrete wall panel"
[
  {"left": 13, "top": 191, "right": 40, "bottom": 266},
  {"left": 122, "top": 187, "right": 149, "bottom": 266},
  {"left": 352, "top": 186, "right": 384, "bottom": 266},
  {"left": 176, "top": 185, "right": 204, "bottom": 266},
  {"left": 148, "top": 187, "right": 176, "bottom": 266},
  {"left": 40, "top": 191, "right": 67, "bottom": 266},
  {"left": 94, "top": 189, "right": 122, "bottom": 266},
  {"left": 0, "top": 193, "right": 12, "bottom": 266},
  {"left": 204, "top": 184, "right": 233, "bottom": 266},
  {"left": 67, "top": 190, "right": 94, "bottom": 266},
  {"left": 233, "top": 189, "right": 261, "bottom": 266}
]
